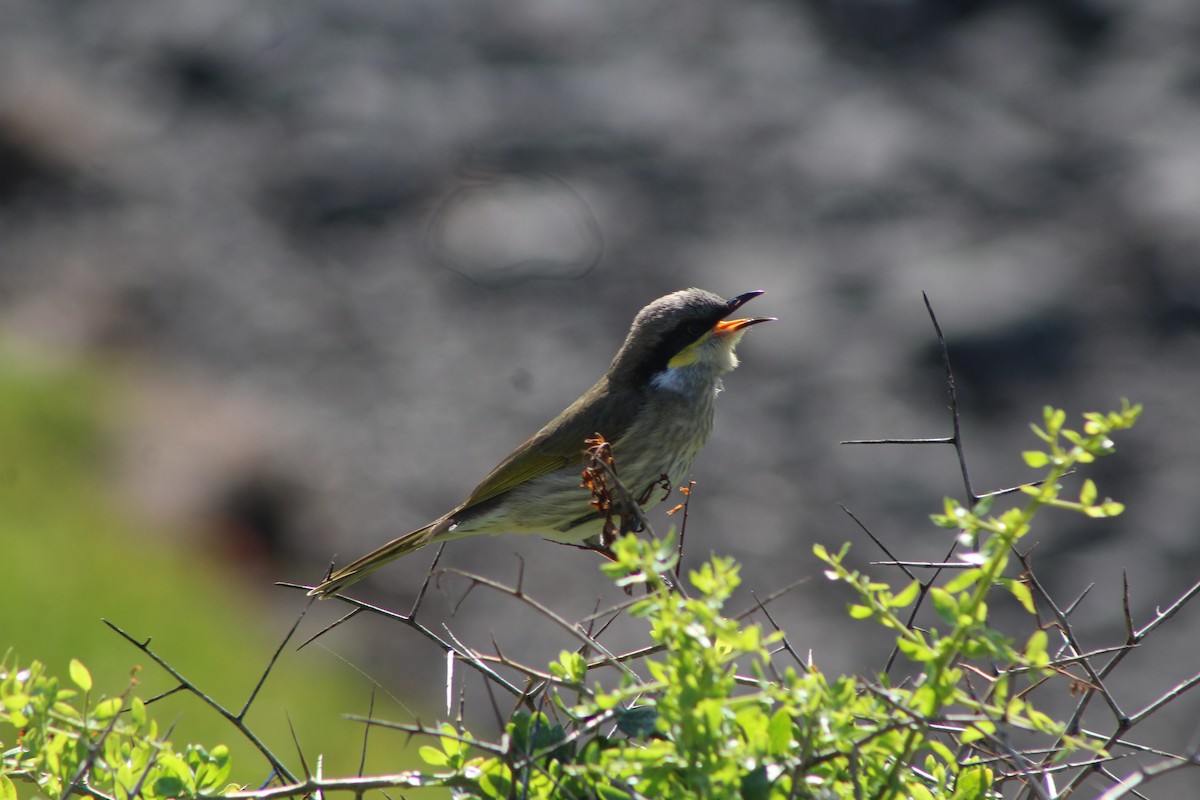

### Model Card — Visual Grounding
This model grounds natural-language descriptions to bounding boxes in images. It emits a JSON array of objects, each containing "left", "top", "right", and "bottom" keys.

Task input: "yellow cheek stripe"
[{"left": 667, "top": 332, "right": 709, "bottom": 369}]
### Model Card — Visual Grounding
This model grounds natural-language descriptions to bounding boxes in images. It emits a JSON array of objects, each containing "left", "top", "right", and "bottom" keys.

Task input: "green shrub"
[
  {"left": 0, "top": 658, "right": 231, "bottom": 800},
  {"left": 11, "top": 401, "right": 1192, "bottom": 800},
  {"left": 402, "top": 403, "right": 1142, "bottom": 799}
]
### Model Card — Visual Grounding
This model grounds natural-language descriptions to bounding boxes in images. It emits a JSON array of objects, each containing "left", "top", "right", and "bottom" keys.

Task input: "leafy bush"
[
  {"left": 374, "top": 404, "right": 1153, "bottom": 799},
  {"left": 0, "top": 658, "right": 231, "bottom": 800},
  {"left": 9, "top": 401, "right": 1199, "bottom": 799}
]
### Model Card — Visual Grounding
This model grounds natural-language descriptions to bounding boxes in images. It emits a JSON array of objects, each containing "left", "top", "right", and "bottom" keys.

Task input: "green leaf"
[
  {"left": 740, "top": 766, "right": 772, "bottom": 800},
  {"left": 192, "top": 744, "right": 232, "bottom": 790},
  {"left": 208, "top": 745, "right": 231, "bottom": 785},
  {"left": 929, "top": 588, "right": 958, "bottom": 625},
  {"left": 944, "top": 568, "right": 981, "bottom": 594},
  {"left": 0, "top": 774, "right": 17, "bottom": 800},
  {"left": 550, "top": 650, "right": 587, "bottom": 683},
  {"left": 1022, "top": 451, "right": 1050, "bottom": 468},
  {"left": 912, "top": 685, "right": 939, "bottom": 716},
  {"left": 1001, "top": 578, "right": 1036, "bottom": 614},
  {"left": 156, "top": 753, "right": 195, "bottom": 795},
  {"left": 68, "top": 659, "right": 92, "bottom": 693},
  {"left": 1026, "top": 707, "right": 1062, "bottom": 734},
  {"left": 1026, "top": 629, "right": 1050, "bottom": 668},
  {"left": 907, "top": 782, "right": 936, "bottom": 800},
  {"left": 615, "top": 705, "right": 658, "bottom": 738},
  {"left": 2, "top": 692, "right": 30, "bottom": 713},
  {"left": 992, "top": 678, "right": 1010, "bottom": 710},
  {"left": 768, "top": 708, "right": 793, "bottom": 755},
  {"left": 928, "top": 740, "right": 956, "bottom": 765},
  {"left": 438, "top": 722, "right": 464, "bottom": 758},
  {"left": 951, "top": 765, "right": 994, "bottom": 799},
  {"left": 848, "top": 604, "right": 873, "bottom": 619},
  {"left": 419, "top": 746, "right": 448, "bottom": 766},
  {"left": 930, "top": 511, "right": 958, "bottom": 529},
  {"left": 93, "top": 697, "right": 123, "bottom": 720},
  {"left": 1079, "top": 479, "right": 1097, "bottom": 506},
  {"left": 1086, "top": 500, "right": 1125, "bottom": 518},
  {"left": 130, "top": 696, "right": 147, "bottom": 728},
  {"left": 1102, "top": 500, "right": 1125, "bottom": 516},
  {"left": 959, "top": 725, "right": 986, "bottom": 744},
  {"left": 154, "top": 775, "right": 188, "bottom": 798},
  {"left": 896, "top": 634, "right": 932, "bottom": 662},
  {"left": 891, "top": 580, "right": 921, "bottom": 609},
  {"left": 478, "top": 760, "right": 512, "bottom": 799}
]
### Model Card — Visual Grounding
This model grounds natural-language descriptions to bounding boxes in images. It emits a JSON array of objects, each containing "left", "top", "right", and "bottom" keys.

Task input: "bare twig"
[
  {"left": 868, "top": 560, "right": 976, "bottom": 570},
  {"left": 411, "top": 543, "right": 446, "bottom": 617},
  {"left": 103, "top": 619, "right": 297, "bottom": 783},
  {"left": 840, "top": 504, "right": 918, "bottom": 584},
  {"left": 1094, "top": 755, "right": 1200, "bottom": 800},
  {"left": 841, "top": 437, "right": 954, "bottom": 445},
  {"left": 922, "top": 292, "right": 977, "bottom": 505},
  {"left": 839, "top": 295, "right": 990, "bottom": 677},
  {"left": 577, "top": 594, "right": 644, "bottom": 625},
  {"left": 749, "top": 590, "right": 806, "bottom": 671},
  {"left": 733, "top": 577, "right": 809, "bottom": 621},
  {"left": 1132, "top": 578, "right": 1200, "bottom": 641},
  {"left": 241, "top": 599, "right": 313, "bottom": 719},
  {"left": 275, "top": 582, "right": 529, "bottom": 704},
  {"left": 1026, "top": 574, "right": 1200, "bottom": 797},
  {"left": 357, "top": 686, "right": 374, "bottom": 777},
  {"left": 586, "top": 644, "right": 665, "bottom": 670},
  {"left": 293, "top": 607, "right": 366, "bottom": 651},
  {"left": 842, "top": 295, "right": 976, "bottom": 503},
  {"left": 1020, "top": 558, "right": 1128, "bottom": 724},
  {"left": 211, "top": 770, "right": 460, "bottom": 799},
  {"left": 284, "top": 712, "right": 311, "bottom": 780},
  {"left": 441, "top": 567, "right": 642, "bottom": 682},
  {"left": 1128, "top": 670, "right": 1200, "bottom": 727},
  {"left": 669, "top": 479, "right": 696, "bottom": 582}
]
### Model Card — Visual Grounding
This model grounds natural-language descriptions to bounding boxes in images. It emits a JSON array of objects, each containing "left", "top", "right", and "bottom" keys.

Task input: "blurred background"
[{"left": 3, "top": 0, "right": 1199, "bottom": 792}]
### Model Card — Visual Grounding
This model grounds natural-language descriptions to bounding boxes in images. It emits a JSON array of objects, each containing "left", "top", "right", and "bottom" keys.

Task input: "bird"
[{"left": 309, "top": 288, "right": 773, "bottom": 597}]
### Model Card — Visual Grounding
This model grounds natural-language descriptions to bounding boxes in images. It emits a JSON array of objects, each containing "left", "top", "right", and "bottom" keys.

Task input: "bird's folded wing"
[{"left": 460, "top": 380, "right": 644, "bottom": 508}]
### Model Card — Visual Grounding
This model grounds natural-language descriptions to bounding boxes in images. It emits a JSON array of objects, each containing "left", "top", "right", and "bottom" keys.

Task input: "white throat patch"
[
  {"left": 650, "top": 366, "right": 689, "bottom": 394},
  {"left": 651, "top": 366, "right": 724, "bottom": 397}
]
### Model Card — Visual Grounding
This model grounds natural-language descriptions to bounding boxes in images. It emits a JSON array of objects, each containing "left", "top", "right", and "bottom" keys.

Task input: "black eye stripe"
[{"left": 636, "top": 310, "right": 726, "bottom": 381}]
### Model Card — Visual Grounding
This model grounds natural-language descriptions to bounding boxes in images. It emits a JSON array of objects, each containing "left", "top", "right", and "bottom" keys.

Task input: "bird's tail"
[{"left": 308, "top": 522, "right": 441, "bottom": 598}]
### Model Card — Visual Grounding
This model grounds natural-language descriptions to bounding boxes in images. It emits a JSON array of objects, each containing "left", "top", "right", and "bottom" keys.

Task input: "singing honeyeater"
[{"left": 309, "top": 288, "right": 773, "bottom": 597}]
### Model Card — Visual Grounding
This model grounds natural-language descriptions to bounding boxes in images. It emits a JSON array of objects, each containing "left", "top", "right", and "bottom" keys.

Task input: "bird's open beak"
[{"left": 716, "top": 290, "right": 776, "bottom": 334}]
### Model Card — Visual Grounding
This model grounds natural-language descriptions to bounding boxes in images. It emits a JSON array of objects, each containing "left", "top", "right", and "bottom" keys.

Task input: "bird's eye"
[{"left": 685, "top": 322, "right": 707, "bottom": 340}]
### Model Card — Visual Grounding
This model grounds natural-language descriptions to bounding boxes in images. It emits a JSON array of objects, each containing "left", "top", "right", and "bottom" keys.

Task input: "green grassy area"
[{"left": 0, "top": 346, "right": 427, "bottom": 789}]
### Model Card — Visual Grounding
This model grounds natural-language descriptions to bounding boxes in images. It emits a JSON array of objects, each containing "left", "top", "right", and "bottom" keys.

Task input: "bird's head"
[{"left": 608, "top": 288, "right": 774, "bottom": 390}]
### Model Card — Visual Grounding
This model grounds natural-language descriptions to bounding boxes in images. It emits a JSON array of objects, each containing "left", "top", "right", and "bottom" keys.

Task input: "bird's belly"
[{"left": 613, "top": 390, "right": 714, "bottom": 500}]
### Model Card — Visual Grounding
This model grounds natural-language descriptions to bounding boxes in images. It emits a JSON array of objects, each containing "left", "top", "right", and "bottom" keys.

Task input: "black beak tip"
[{"left": 726, "top": 290, "right": 765, "bottom": 311}]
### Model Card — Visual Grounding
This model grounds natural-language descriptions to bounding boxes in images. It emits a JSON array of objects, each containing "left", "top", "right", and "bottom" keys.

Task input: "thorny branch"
[
  {"left": 838, "top": 295, "right": 1200, "bottom": 797},
  {"left": 104, "top": 619, "right": 298, "bottom": 784},
  {"left": 276, "top": 578, "right": 530, "bottom": 706}
]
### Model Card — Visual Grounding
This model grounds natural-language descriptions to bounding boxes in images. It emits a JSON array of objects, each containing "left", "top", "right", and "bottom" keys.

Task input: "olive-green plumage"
[{"left": 309, "top": 288, "right": 773, "bottom": 597}]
